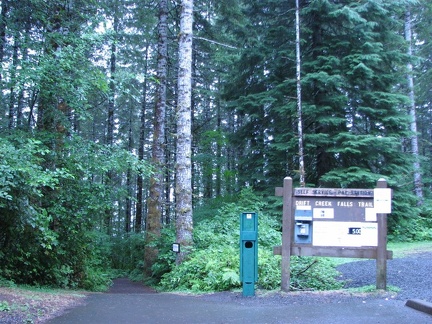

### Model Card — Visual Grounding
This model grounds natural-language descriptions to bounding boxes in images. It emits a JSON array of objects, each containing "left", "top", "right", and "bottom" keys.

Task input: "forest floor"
[{"left": 0, "top": 286, "right": 87, "bottom": 323}]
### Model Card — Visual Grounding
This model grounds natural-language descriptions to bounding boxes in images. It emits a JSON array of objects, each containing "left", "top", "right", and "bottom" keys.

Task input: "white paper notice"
[
  {"left": 374, "top": 188, "right": 392, "bottom": 214},
  {"left": 365, "top": 208, "right": 377, "bottom": 222},
  {"left": 313, "top": 221, "right": 378, "bottom": 247},
  {"left": 313, "top": 208, "right": 334, "bottom": 219}
]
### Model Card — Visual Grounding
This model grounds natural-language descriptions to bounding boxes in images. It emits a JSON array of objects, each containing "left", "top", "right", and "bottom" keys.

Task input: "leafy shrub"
[
  {"left": 290, "top": 256, "right": 344, "bottom": 291},
  {"left": 257, "top": 250, "right": 281, "bottom": 290},
  {"left": 0, "top": 134, "right": 145, "bottom": 291},
  {"left": 159, "top": 245, "right": 240, "bottom": 291},
  {"left": 110, "top": 233, "right": 146, "bottom": 271},
  {"left": 388, "top": 196, "right": 432, "bottom": 242},
  {"left": 81, "top": 268, "right": 111, "bottom": 292},
  {"left": 0, "top": 301, "right": 11, "bottom": 312},
  {"left": 157, "top": 188, "right": 343, "bottom": 292},
  {"left": 149, "top": 226, "right": 176, "bottom": 282},
  {"left": 0, "top": 277, "right": 16, "bottom": 288}
]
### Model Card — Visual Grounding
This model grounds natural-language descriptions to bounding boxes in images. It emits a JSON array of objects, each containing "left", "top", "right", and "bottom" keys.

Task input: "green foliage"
[
  {"left": 388, "top": 240, "right": 432, "bottom": 257},
  {"left": 110, "top": 234, "right": 146, "bottom": 271},
  {"left": 290, "top": 257, "right": 344, "bottom": 291},
  {"left": 347, "top": 285, "right": 400, "bottom": 294},
  {"left": 158, "top": 188, "right": 343, "bottom": 292},
  {"left": 149, "top": 226, "right": 177, "bottom": 283},
  {"left": 0, "top": 133, "right": 150, "bottom": 290},
  {"left": 111, "top": 226, "right": 177, "bottom": 285},
  {"left": 158, "top": 188, "right": 261, "bottom": 291},
  {"left": 109, "top": 233, "right": 162, "bottom": 283},
  {"left": 0, "top": 135, "right": 67, "bottom": 204},
  {"left": 389, "top": 200, "right": 432, "bottom": 242},
  {"left": 35, "top": 33, "right": 109, "bottom": 115},
  {"left": 257, "top": 250, "right": 281, "bottom": 290},
  {"left": 0, "top": 277, "right": 16, "bottom": 288},
  {"left": 159, "top": 245, "right": 240, "bottom": 292},
  {"left": 1, "top": 0, "right": 430, "bottom": 297},
  {"left": 0, "top": 301, "right": 11, "bottom": 312}
]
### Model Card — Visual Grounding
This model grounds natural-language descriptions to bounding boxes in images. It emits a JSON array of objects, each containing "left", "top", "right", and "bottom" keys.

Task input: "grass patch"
[
  {"left": 328, "top": 240, "right": 432, "bottom": 266},
  {"left": 387, "top": 241, "right": 432, "bottom": 258},
  {"left": 345, "top": 284, "right": 400, "bottom": 294},
  {"left": 0, "top": 300, "right": 11, "bottom": 312}
]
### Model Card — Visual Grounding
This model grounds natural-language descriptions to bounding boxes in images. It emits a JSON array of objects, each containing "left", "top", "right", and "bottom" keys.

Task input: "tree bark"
[
  {"left": 105, "top": 7, "right": 118, "bottom": 235},
  {"left": 125, "top": 108, "right": 133, "bottom": 233},
  {"left": 8, "top": 35, "right": 18, "bottom": 129},
  {"left": 144, "top": 0, "right": 168, "bottom": 277},
  {"left": 136, "top": 46, "right": 150, "bottom": 233},
  {"left": 175, "top": 0, "right": 194, "bottom": 264},
  {"left": 405, "top": 10, "right": 423, "bottom": 205},
  {"left": 0, "top": 0, "right": 7, "bottom": 86},
  {"left": 296, "top": 0, "right": 305, "bottom": 187},
  {"left": 216, "top": 88, "right": 222, "bottom": 197},
  {"left": 107, "top": 20, "right": 117, "bottom": 147}
]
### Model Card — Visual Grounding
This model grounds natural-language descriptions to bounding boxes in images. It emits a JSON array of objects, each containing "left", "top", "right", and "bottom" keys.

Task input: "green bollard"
[{"left": 239, "top": 212, "right": 258, "bottom": 297}]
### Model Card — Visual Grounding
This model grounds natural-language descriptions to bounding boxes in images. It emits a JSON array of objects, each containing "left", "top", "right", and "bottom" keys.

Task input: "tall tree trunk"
[
  {"left": 296, "top": 0, "right": 305, "bottom": 187},
  {"left": 165, "top": 83, "right": 177, "bottom": 224},
  {"left": 0, "top": 0, "right": 7, "bottom": 87},
  {"left": 105, "top": 10, "right": 118, "bottom": 235},
  {"left": 216, "top": 84, "right": 222, "bottom": 197},
  {"left": 226, "top": 111, "right": 236, "bottom": 194},
  {"left": 17, "top": 23, "right": 30, "bottom": 129},
  {"left": 107, "top": 23, "right": 117, "bottom": 147},
  {"left": 136, "top": 46, "right": 150, "bottom": 233},
  {"left": 405, "top": 10, "right": 423, "bottom": 205},
  {"left": 8, "top": 35, "right": 18, "bottom": 129},
  {"left": 125, "top": 108, "right": 133, "bottom": 233},
  {"left": 144, "top": 0, "right": 168, "bottom": 277},
  {"left": 175, "top": 0, "right": 194, "bottom": 264},
  {"left": 165, "top": 141, "right": 172, "bottom": 224},
  {"left": 125, "top": 167, "right": 132, "bottom": 233}
]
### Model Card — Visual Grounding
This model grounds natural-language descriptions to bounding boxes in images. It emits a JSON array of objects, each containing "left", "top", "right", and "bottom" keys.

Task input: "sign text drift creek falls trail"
[{"left": 274, "top": 178, "right": 392, "bottom": 291}]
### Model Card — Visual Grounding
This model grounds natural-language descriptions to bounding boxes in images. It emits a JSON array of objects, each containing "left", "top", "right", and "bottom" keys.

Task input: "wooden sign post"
[{"left": 274, "top": 177, "right": 392, "bottom": 292}]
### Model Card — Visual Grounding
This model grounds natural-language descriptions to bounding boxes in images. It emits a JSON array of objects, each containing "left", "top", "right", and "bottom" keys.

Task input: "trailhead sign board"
[
  {"left": 274, "top": 177, "right": 392, "bottom": 291},
  {"left": 293, "top": 187, "right": 391, "bottom": 247}
]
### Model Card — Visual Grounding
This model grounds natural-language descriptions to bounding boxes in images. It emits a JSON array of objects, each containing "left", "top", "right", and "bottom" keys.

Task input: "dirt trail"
[{"left": 106, "top": 278, "right": 156, "bottom": 294}]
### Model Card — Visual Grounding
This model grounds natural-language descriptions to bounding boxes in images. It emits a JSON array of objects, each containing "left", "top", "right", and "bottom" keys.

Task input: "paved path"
[{"left": 48, "top": 279, "right": 432, "bottom": 324}]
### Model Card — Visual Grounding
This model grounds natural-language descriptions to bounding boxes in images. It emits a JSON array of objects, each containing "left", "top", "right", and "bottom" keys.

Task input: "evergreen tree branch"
[{"left": 193, "top": 36, "right": 238, "bottom": 49}]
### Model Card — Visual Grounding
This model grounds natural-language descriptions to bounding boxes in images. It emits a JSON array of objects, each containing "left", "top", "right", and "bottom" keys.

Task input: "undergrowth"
[{"left": 155, "top": 188, "right": 343, "bottom": 292}]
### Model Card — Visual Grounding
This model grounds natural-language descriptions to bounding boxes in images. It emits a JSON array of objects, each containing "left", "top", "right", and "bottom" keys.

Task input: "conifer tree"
[
  {"left": 405, "top": 9, "right": 423, "bottom": 204},
  {"left": 176, "top": 0, "right": 194, "bottom": 264},
  {"left": 145, "top": 0, "right": 168, "bottom": 276},
  {"left": 411, "top": 0, "right": 432, "bottom": 198}
]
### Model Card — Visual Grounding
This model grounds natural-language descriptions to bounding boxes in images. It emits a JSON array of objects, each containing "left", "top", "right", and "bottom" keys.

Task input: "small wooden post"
[
  {"left": 376, "top": 178, "right": 388, "bottom": 290},
  {"left": 281, "top": 177, "right": 293, "bottom": 292}
]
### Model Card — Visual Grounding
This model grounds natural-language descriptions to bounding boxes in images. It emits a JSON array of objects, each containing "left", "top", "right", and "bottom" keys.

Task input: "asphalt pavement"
[{"left": 48, "top": 285, "right": 432, "bottom": 324}]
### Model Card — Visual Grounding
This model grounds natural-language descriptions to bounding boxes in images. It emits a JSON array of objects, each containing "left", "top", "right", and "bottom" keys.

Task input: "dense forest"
[{"left": 1, "top": 0, "right": 432, "bottom": 291}]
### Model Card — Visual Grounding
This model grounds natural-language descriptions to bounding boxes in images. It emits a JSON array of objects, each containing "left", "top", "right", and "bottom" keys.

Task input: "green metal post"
[{"left": 240, "top": 212, "right": 258, "bottom": 297}]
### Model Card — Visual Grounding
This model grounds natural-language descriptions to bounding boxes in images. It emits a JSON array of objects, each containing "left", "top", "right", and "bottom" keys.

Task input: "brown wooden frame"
[{"left": 274, "top": 177, "right": 392, "bottom": 292}]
